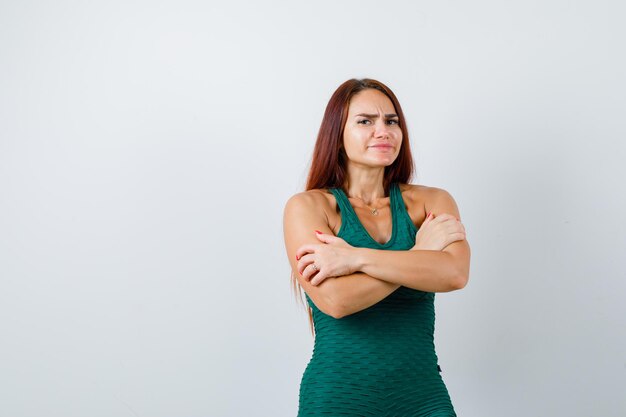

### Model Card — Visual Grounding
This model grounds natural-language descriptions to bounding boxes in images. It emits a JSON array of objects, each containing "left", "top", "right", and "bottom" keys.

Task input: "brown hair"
[{"left": 292, "top": 78, "right": 415, "bottom": 336}]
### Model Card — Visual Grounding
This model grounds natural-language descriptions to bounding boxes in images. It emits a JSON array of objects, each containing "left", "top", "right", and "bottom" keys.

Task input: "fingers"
[
  {"left": 446, "top": 232, "right": 466, "bottom": 246},
  {"left": 429, "top": 213, "right": 457, "bottom": 223},
  {"left": 296, "top": 253, "right": 315, "bottom": 275},
  {"left": 295, "top": 244, "right": 317, "bottom": 260},
  {"left": 310, "top": 271, "right": 326, "bottom": 286},
  {"left": 426, "top": 213, "right": 466, "bottom": 239},
  {"left": 316, "top": 232, "right": 350, "bottom": 247},
  {"left": 443, "top": 220, "right": 465, "bottom": 239},
  {"left": 302, "top": 263, "right": 317, "bottom": 281},
  {"left": 297, "top": 253, "right": 324, "bottom": 284},
  {"left": 304, "top": 263, "right": 322, "bottom": 284},
  {"left": 422, "top": 213, "right": 459, "bottom": 229}
]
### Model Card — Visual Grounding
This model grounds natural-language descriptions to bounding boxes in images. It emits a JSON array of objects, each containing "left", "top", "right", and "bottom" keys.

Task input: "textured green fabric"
[{"left": 299, "top": 182, "right": 456, "bottom": 416}]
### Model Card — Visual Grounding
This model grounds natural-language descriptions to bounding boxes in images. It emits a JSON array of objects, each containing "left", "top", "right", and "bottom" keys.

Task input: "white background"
[{"left": 1, "top": 1, "right": 625, "bottom": 416}]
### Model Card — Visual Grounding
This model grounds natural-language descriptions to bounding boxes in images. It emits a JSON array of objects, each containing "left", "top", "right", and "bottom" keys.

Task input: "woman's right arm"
[
  {"left": 283, "top": 192, "right": 400, "bottom": 319},
  {"left": 320, "top": 272, "right": 401, "bottom": 318}
]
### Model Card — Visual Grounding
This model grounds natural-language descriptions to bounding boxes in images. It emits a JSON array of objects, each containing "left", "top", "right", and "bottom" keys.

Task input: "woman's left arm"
[{"left": 355, "top": 188, "right": 471, "bottom": 292}]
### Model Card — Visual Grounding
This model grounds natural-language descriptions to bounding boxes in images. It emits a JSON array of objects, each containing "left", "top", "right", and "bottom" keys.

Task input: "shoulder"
[
  {"left": 397, "top": 183, "right": 461, "bottom": 217},
  {"left": 283, "top": 189, "right": 336, "bottom": 222},
  {"left": 284, "top": 189, "right": 334, "bottom": 210},
  {"left": 399, "top": 183, "right": 456, "bottom": 201}
]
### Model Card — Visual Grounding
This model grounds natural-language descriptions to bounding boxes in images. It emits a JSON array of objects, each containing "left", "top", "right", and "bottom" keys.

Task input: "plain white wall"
[{"left": 1, "top": 1, "right": 625, "bottom": 416}]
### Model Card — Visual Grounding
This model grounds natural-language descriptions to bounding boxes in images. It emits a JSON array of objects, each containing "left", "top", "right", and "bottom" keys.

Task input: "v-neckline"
[{"left": 335, "top": 183, "right": 398, "bottom": 248}]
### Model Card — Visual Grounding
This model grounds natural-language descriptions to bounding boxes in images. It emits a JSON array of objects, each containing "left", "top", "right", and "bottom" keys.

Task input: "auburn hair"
[{"left": 291, "top": 78, "right": 415, "bottom": 337}]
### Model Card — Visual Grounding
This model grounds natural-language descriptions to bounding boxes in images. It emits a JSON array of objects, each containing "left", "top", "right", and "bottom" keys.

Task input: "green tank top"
[{"left": 299, "top": 182, "right": 456, "bottom": 416}]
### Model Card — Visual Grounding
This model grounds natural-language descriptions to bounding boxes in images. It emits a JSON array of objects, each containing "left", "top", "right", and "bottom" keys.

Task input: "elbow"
[
  {"left": 329, "top": 308, "right": 346, "bottom": 320},
  {"left": 322, "top": 304, "right": 345, "bottom": 319},
  {"left": 306, "top": 280, "right": 347, "bottom": 319},
  {"left": 327, "top": 298, "right": 347, "bottom": 319},
  {"left": 315, "top": 301, "right": 344, "bottom": 319},
  {"left": 450, "top": 272, "right": 469, "bottom": 291},
  {"left": 446, "top": 256, "right": 469, "bottom": 291},
  {"left": 324, "top": 294, "right": 348, "bottom": 319}
]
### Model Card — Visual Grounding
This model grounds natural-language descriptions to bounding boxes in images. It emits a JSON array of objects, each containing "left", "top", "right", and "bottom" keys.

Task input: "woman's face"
[{"left": 342, "top": 88, "right": 402, "bottom": 168}]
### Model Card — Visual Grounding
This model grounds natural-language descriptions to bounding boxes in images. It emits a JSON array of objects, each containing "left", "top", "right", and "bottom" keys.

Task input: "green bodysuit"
[{"left": 298, "top": 182, "right": 457, "bottom": 417}]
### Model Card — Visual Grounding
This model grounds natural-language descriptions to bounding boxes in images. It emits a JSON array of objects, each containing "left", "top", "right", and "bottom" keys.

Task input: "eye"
[
  {"left": 387, "top": 119, "right": 399, "bottom": 125},
  {"left": 357, "top": 119, "right": 372, "bottom": 125}
]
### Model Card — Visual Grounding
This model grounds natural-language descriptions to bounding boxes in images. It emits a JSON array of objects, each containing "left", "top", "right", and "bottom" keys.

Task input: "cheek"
[
  {"left": 343, "top": 130, "right": 364, "bottom": 150},
  {"left": 342, "top": 137, "right": 357, "bottom": 158},
  {"left": 347, "top": 127, "right": 369, "bottom": 142}
]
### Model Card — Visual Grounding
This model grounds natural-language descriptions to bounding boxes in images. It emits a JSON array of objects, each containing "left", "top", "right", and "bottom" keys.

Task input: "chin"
[
  {"left": 376, "top": 155, "right": 398, "bottom": 164},
  {"left": 369, "top": 159, "right": 397, "bottom": 168}
]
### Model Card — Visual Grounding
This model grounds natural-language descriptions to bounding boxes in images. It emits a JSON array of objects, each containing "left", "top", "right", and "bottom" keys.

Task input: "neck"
[{"left": 343, "top": 164, "right": 387, "bottom": 204}]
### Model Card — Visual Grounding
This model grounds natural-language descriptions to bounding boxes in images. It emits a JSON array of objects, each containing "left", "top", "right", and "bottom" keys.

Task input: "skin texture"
[{"left": 283, "top": 89, "right": 471, "bottom": 319}]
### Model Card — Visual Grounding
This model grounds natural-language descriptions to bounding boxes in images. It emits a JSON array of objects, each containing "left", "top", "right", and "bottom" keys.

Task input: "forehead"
[{"left": 347, "top": 89, "right": 396, "bottom": 114}]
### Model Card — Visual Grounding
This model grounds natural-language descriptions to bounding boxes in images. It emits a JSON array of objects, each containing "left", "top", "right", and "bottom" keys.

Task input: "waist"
[{"left": 305, "top": 341, "right": 440, "bottom": 381}]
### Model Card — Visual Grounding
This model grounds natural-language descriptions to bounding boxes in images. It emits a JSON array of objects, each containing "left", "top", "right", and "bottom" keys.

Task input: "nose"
[{"left": 374, "top": 119, "right": 390, "bottom": 138}]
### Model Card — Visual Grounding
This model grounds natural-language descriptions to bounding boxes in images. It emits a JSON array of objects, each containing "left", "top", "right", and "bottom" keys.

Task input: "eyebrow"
[{"left": 354, "top": 113, "right": 399, "bottom": 119}]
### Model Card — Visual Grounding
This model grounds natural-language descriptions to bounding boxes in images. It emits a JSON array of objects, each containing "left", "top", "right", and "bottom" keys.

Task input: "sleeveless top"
[{"left": 298, "top": 182, "right": 456, "bottom": 416}]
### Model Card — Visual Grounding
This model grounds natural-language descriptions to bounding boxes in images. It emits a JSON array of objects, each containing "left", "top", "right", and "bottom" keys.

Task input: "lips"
[{"left": 370, "top": 144, "right": 393, "bottom": 149}]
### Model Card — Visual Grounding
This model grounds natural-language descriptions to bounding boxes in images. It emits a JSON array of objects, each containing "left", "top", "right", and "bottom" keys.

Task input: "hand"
[
  {"left": 413, "top": 212, "right": 466, "bottom": 251},
  {"left": 295, "top": 231, "right": 360, "bottom": 286}
]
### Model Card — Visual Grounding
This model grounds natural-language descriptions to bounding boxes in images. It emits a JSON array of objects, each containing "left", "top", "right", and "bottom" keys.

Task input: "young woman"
[{"left": 283, "top": 78, "right": 471, "bottom": 416}]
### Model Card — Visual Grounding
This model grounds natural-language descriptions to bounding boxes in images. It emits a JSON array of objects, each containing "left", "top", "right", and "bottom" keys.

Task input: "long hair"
[{"left": 292, "top": 78, "right": 415, "bottom": 336}]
